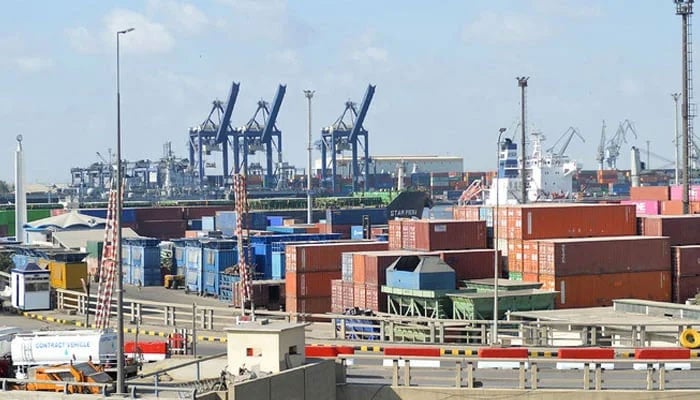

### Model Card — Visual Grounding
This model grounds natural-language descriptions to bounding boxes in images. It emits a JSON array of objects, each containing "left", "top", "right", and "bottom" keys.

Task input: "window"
[
  {"left": 289, "top": 346, "right": 298, "bottom": 355},
  {"left": 246, "top": 347, "right": 262, "bottom": 357}
]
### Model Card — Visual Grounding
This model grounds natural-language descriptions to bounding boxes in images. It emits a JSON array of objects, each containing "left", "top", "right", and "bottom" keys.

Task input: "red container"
[
  {"left": 135, "top": 207, "right": 184, "bottom": 221},
  {"left": 672, "top": 245, "right": 700, "bottom": 276},
  {"left": 642, "top": 215, "right": 700, "bottom": 246},
  {"left": 507, "top": 240, "right": 524, "bottom": 273},
  {"left": 331, "top": 279, "right": 344, "bottom": 313},
  {"left": 437, "top": 249, "right": 499, "bottom": 281},
  {"left": 286, "top": 296, "right": 332, "bottom": 314},
  {"left": 661, "top": 200, "right": 684, "bottom": 215},
  {"left": 388, "top": 219, "right": 403, "bottom": 250},
  {"left": 538, "top": 271, "right": 671, "bottom": 308},
  {"left": 537, "top": 236, "right": 670, "bottom": 277},
  {"left": 365, "top": 283, "right": 386, "bottom": 312},
  {"left": 673, "top": 275, "right": 700, "bottom": 303},
  {"left": 399, "top": 219, "right": 486, "bottom": 251},
  {"left": 356, "top": 250, "right": 426, "bottom": 285},
  {"left": 286, "top": 270, "right": 341, "bottom": 298},
  {"left": 522, "top": 241, "right": 539, "bottom": 275},
  {"left": 497, "top": 204, "right": 636, "bottom": 240},
  {"left": 620, "top": 200, "right": 660, "bottom": 216},
  {"left": 353, "top": 282, "right": 366, "bottom": 309},
  {"left": 285, "top": 241, "right": 389, "bottom": 273},
  {"left": 452, "top": 206, "right": 480, "bottom": 221},
  {"left": 135, "top": 220, "right": 187, "bottom": 240},
  {"left": 522, "top": 272, "right": 539, "bottom": 283},
  {"left": 630, "top": 186, "right": 670, "bottom": 201}
]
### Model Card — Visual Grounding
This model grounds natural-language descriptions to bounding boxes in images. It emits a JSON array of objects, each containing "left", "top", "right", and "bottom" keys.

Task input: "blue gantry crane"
[
  {"left": 320, "top": 84, "right": 376, "bottom": 193},
  {"left": 188, "top": 81, "right": 240, "bottom": 189},
  {"left": 233, "top": 84, "right": 286, "bottom": 188}
]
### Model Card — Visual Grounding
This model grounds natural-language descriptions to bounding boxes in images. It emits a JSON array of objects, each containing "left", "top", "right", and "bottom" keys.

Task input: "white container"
[{"left": 11, "top": 329, "right": 117, "bottom": 368}]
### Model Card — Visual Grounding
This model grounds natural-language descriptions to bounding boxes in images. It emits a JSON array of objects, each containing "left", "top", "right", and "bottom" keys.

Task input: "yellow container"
[{"left": 49, "top": 260, "right": 88, "bottom": 290}]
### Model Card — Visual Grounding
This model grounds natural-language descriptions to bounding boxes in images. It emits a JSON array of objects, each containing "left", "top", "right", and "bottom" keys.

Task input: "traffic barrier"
[
  {"left": 556, "top": 347, "right": 615, "bottom": 370},
  {"left": 305, "top": 345, "right": 340, "bottom": 358},
  {"left": 382, "top": 347, "right": 441, "bottom": 368},
  {"left": 634, "top": 347, "right": 691, "bottom": 371},
  {"left": 680, "top": 328, "right": 700, "bottom": 349},
  {"left": 125, "top": 341, "right": 168, "bottom": 362},
  {"left": 477, "top": 347, "right": 529, "bottom": 369}
]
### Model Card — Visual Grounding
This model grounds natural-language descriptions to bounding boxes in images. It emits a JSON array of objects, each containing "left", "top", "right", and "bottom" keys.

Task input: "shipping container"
[
  {"left": 661, "top": 200, "right": 684, "bottom": 215},
  {"left": 537, "top": 236, "right": 670, "bottom": 277},
  {"left": 388, "top": 219, "right": 403, "bottom": 250},
  {"left": 672, "top": 245, "right": 700, "bottom": 277},
  {"left": 48, "top": 261, "right": 87, "bottom": 290},
  {"left": 136, "top": 220, "right": 187, "bottom": 240},
  {"left": 185, "top": 240, "right": 203, "bottom": 293},
  {"left": 365, "top": 283, "right": 386, "bottom": 312},
  {"left": 452, "top": 206, "right": 480, "bottom": 221},
  {"left": 202, "top": 240, "right": 238, "bottom": 296},
  {"left": 642, "top": 215, "right": 700, "bottom": 246},
  {"left": 438, "top": 249, "right": 500, "bottom": 281},
  {"left": 331, "top": 279, "right": 345, "bottom": 313},
  {"left": 135, "top": 207, "right": 183, "bottom": 221},
  {"left": 670, "top": 185, "right": 700, "bottom": 201},
  {"left": 630, "top": 186, "right": 670, "bottom": 201},
  {"left": 538, "top": 271, "right": 671, "bottom": 308},
  {"left": 285, "top": 241, "right": 388, "bottom": 273},
  {"left": 353, "top": 282, "right": 367, "bottom": 309},
  {"left": 673, "top": 275, "right": 700, "bottom": 303},
  {"left": 286, "top": 296, "right": 332, "bottom": 314},
  {"left": 393, "top": 219, "right": 486, "bottom": 251},
  {"left": 621, "top": 200, "right": 660, "bottom": 216},
  {"left": 496, "top": 204, "right": 636, "bottom": 240},
  {"left": 285, "top": 270, "right": 341, "bottom": 298},
  {"left": 342, "top": 252, "right": 354, "bottom": 281}
]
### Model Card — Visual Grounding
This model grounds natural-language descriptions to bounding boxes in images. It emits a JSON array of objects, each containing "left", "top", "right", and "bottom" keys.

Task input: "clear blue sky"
[{"left": 0, "top": 0, "right": 687, "bottom": 184}]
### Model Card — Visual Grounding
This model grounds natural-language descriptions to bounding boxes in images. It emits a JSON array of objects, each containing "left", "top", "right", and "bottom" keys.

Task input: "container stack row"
[{"left": 121, "top": 237, "right": 162, "bottom": 286}]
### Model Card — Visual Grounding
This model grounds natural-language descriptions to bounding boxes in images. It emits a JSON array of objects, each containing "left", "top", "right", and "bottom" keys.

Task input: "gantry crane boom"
[{"left": 596, "top": 120, "right": 606, "bottom": 170}]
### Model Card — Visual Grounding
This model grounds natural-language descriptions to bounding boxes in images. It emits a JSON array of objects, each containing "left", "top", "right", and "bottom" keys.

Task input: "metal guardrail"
[
  {"left": 339, "top": 354, "right": 700, "bottom": 391},
  {"left": 54, "top": 288, "right": 700, "bottom": 347}
]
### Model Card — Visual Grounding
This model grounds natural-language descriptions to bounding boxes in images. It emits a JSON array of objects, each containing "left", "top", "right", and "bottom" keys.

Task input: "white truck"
[{"left": 10, "top": 329, "right": 118, "bottom": 378}]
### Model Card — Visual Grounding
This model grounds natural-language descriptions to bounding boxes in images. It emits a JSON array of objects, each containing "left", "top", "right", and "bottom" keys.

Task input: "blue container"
[
  {"left": 127, "top": 243, "right": 161, "bottom": 286},
  {"left": 215, "top": 211, "right": 237, "bottom": 236},
  {"left": 79, "top": 209, "right": 108, "bottom": 219},
  {"left": 11, "top": 254, "right": 28, "bottom": 269},
  {"left": 122, "top": 209, "right": 137, "bottom": 223},
  {"left": 266, "top": 226, "right": 308, "bottom": 234},
  {"left": 202, "top": 216, "right": 215, "bottom": 232},
  {"left": 202, "top": 242, "right": 238, "bottom": 296},
  {"left": 218, "top": 273, "right": 240, "bottom": 301},
  {"left": 188, "top": 219, "right": 203, "bottom": 230},
  {"left": 266, "top": 216, "right": 285, "bottom": 227},
  {"left": 375, "top": 234, "right": 388, "bottom": 242},
  {"left": 271, "top": 251, "right": 285, "bottom": 279},
  {"left": 185, "top": 240, "right": 203, "bottom": 293},
  {"left": 351, "top": 226, "right": 364, "bottom": 240},
  {"left": 478, "top": 206, "right": 494, "bottom": 227},
  {"left": 172, "top": 239, "right": 187, "bottom": 276},
  {"left": 131, "top": 265, "right": 162, "bottom": 286},
  {"left": 385, "top": 256, "right": 456, "bottom": 290}
]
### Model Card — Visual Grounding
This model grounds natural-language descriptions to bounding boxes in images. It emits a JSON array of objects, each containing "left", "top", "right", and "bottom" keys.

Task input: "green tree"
[{"left": 0, "top": 180, "right": 11, "bottom": 194}]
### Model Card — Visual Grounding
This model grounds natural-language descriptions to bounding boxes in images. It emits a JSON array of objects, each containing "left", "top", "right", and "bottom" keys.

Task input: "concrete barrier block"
[
  {"left": 230, "top": 376, "right": 270, "bottom": 400},
  {"left": 306, "top": 360, "right": 337, "bottom": 400},
  {"left": 270, "top": 367, "right": 305, "bottom": 400}
]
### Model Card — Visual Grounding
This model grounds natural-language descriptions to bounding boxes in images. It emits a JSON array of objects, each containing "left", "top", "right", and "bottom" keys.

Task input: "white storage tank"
[{"left": 10, "top": 262, "right": 50, "bottom": 311}]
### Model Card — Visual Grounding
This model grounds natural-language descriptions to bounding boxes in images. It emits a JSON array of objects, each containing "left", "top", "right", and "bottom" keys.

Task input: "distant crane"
[
  {"left": 546, "top": 126, "right": 585, "bottom": 157},
  {"left": 320, "top": 84, "right": 376, "bottom": 194},
  {"left": 233, "top": 85, "right": 286, "bottom": 188},
  {"left": 605, "top": 119, "right": 637, "bottom": 169},
  {"left": 596, "top": 121, "right": 606, "bottom": 171},
  {"left": 188, "top": 82, "right": 240, "bottom": 189}
]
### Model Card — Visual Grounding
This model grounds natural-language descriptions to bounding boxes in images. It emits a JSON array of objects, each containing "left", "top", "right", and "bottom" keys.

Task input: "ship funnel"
[
  {"left": 630, "top": 146, "right": 641, "bottom": 187},
  {"left": 15, "top": 135, "right": 26, "bottom": 242}
]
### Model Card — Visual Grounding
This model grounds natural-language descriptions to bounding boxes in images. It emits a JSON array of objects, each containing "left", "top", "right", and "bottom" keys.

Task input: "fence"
[{"left": 54, "top": 288, "right": 700, "bottom": 348}]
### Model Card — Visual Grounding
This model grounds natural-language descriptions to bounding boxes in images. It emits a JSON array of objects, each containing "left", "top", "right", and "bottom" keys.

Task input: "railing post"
[
  {"left": 466, "top": 361, "right": 474, "bottom": 389},
  {"left": 429, "top": 321, "right": 436, "bottom": 343},
  {"left": 659, "top": 364, "right": 666, "bottom": 391},
  {"left": 518, "top": 361, "right": 526, "bottom": 389},
  {"left": 136, "top": 303, "right": 142, "bottom": 324},
  {"left": 340, "top": 318, "right": 346, "bottom": 340},
  {"left": 455, "top": 360, "right": 462, "bottom": 387},
  {"left": 595, "top": 363, "right": 602, "bottom": 390},
  {"left": 591, "top": 326, "right": 597, "bottom": 346},
  {"left": 332, "top": 318, "right": 338, "bottom": 340},
  {"left": 379, "top": 319, "right": 385, "bottom": 341},
  {"left": 154, "top": 373, "right": 159, "bottom": 397},
  {"left": 392, "top": 359, "right": 399, "bottom": 386},
  {"left": 389, "top": 321, "right": 395, "bottom": 342},
  {"left": 583, "top": 362, "right": 590, "bottom": 390},
  {"left": 163, "top": 305, "right": 170, "bottom": 325},
  {"left": 403, "top": 359, "right": 411, "bottom": 387},
  {"left": 172, "top": 306, "right": 177, "bottom": 326},
  {"left": 531, "top": 361, "right": 538, "bottom": 390},
  {"left": 481, "top": 324, "right": 487, "bottom": 345},
  {"left": 208, "top": 309, "right": 214, "bottom": 330},
  {"left": 646, "top": 363, "right": 654, "bottom": 391},
  {"left": 130, "top": 302, "right": 135, "bottom": 323},
  {"left": 200, "top": 308, "right": 206, "bottom": 330},
  {"left": 438, "top": 321, "right": 444, "bottom": 343}
]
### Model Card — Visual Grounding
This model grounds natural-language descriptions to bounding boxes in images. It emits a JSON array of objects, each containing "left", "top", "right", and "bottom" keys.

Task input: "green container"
[
  {"left": 450, "top": 289, "right": 557, "bottom": 320},
  {"left": 508, "top": 272, "right": 523, "bottom": 281},
  {"left": 86, "top": 240, "right": 104, "bottom": 260}
]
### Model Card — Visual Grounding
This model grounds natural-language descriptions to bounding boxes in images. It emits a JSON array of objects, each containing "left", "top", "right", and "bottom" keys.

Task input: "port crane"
[
  {"left": 233, "top": 85, "right": 286, "bottom": 189},
  {"left": 188, "top": 82, "right": 241, "bottom": 189},
  {"left": 605, "top": 119, "right": 637, "bottom": 170},
  {"left": 596, "top": 121, "right": 606, "bottom": 170},
  {"left": 320, "top": 84, "right": 376, "bottom": 194},
  {"left": 546, "top": 126, "right": 585, "bottom": 157}
]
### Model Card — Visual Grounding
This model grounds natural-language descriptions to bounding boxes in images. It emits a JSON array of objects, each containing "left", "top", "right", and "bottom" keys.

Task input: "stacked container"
[
  {"left": 201, "top": 240, "right": 237, "bottom": 296},
  {"left": 671, "top": 245, "right": 700, "bottom": 303},
  {"left": 124, "top": 237, "right": 162, "bottom": 287},
  {"left": 184, "top": 239, "right": 203, "bottom": 293},
  {"left": 388, "top": 219, "right": 486, "bottom": 251}
]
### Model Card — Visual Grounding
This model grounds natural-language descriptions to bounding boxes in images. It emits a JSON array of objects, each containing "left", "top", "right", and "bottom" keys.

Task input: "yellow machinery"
[
  {"left": 26, "top": 362, "right": 112, "bottom": 394},
  {"left": 164, "top": 274, "right": 185, "bottom": 289},
  {"left": 48, "top": 260, "right": 87, "bottom": 290}
]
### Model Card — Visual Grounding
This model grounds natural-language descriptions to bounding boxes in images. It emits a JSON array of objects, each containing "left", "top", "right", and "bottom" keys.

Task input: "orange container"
[
  {"left": 452, "top": 205, "right": 481, "bottom": 221},
  {"left": 388, "top": 219, "right": 403, "bottom": 250},
  {"left": 539, "top": 271, "right": 671, "bottom": 308},
  {"left": 364, "top": 283, "right": 386, "bottom": 312},
  {"left": 497, "top": 204, "right": 636, "bottom": 240},
  {"left": 507, "top": 240, "right": 524, "bottom": 273},
  {"left": 331, "top": 279, "right": 344, "bottom": 313},
  {"left": 630, "top": 186, "right": 670, "bottom": 201},
  {"left": 353, "top": 282, "right": 367, "bottom": 309},
  {"left": 286, "top": 296, "right": 332, "bottom": 314},
  {"left": 522, "top": 272, "right": 539, "bottom": 283},
  {"left": 285, "top": 270, "right": 341, "bottom": 298},
  {"left": 661, "top": 200, "right": 684, "bottom": 215},
  {"left": 522, "top": 240, "right": 539, "bottom": 275},
  {"left": 352, "top": 252, "right": 367, "bottom": 283}
]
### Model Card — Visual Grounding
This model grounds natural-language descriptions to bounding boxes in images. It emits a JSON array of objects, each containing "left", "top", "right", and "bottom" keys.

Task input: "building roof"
[
  {"left": 52, "top": 228, "right": 139, "bottom": 250},
  {"left": 24, "top": 211, "right": 106, "bottom": 230}
]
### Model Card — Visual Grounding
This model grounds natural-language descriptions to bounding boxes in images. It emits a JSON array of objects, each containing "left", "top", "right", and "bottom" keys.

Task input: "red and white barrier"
[
  {"left": 556, "top": 347, "right": 615, "bottom": 370},
  {"left": 477, "top": 347, "right": 529, "bottom": 369},
  {"left": 382, "top": 347, "right": 441, "bottom": 368},
  {"left": 125, "top": 341, "right": 168, "bottom": 362},
  {"left": 633, "top": 348, "right": 691, "bottom": 371}
]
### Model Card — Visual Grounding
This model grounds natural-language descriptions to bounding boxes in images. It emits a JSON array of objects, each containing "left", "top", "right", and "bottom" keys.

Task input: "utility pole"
[
  {"left": 304, "top": 90, "right": 314, "bottom": 224},
  {"left": 673, "top": 93, "right": 682, "bottom": 185},
  {"left": 676, "top": 0, "right": 694, "bottom": 214},
  {"left": 517, "top": 77, "right": 529, "bottom": 204}
]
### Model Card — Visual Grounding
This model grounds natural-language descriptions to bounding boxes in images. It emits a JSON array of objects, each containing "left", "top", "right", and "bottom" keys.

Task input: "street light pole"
[
  {"left": 116, "top": 26, "right": 134, "bottom": 395},
  {"left": 493, "top": 127, "right": 507, "bottom": 345},
  {"left": 304, "top": 90, "right": 315, "bottom": 224},
  {"left": 673, "top": 93, "right": 682, "bottom": 186}
]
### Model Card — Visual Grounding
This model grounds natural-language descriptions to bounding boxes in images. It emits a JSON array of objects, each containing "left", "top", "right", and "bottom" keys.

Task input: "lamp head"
[
  {"left": 499, "top": 128, "right": 507, "bottom": 134},
  {"left": 16, "top": 134, "right": 23, "bottom": 143},
  {"left": 118, "top": 28, "right": 135, "bottom": 35}
]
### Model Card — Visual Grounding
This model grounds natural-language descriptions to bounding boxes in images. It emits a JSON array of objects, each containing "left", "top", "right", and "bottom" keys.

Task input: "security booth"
[{"left": 11, "top": 262, "right": 51, "bottom": 311}]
